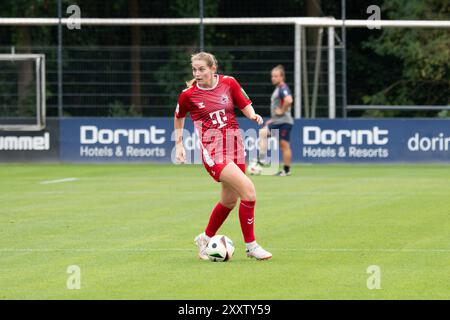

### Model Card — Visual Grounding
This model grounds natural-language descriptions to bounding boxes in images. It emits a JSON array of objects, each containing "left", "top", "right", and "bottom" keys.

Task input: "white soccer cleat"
[
  {"left": 194, "top": 233, "right": 210, "bottom": 260},
  {"left": 275, "top": 170, "right": 291, "bottom": 176},
  {"left": 246, "top": 243, "right": 272, "bottom": 260}
]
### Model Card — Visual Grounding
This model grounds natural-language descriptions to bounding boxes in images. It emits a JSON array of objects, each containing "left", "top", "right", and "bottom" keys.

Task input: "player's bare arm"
[
  {"left": 275, "top": 95, "right": 293, "bottom": 115},
  {"left": 241, "top": 104, "right": 263, "bottom": 125},
  {"left": 174, "top": 116, "right": 186, "bottom": 163}
]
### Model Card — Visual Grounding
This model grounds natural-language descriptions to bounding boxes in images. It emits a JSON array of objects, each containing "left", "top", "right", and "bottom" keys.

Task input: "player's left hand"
[{"left": 252, "top": 114, "right": 263, "bottom": 125}]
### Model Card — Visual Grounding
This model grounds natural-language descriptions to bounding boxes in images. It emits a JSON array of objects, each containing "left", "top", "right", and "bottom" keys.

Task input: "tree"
[
  {"left": 154, "top": 0, "right": 221, "bottom": 116},
  {"left": 362, "top": 0, "right": 450, "bottom": 116}
]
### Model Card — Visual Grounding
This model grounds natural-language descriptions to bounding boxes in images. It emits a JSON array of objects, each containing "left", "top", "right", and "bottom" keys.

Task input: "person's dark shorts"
[{"left": 268, "top": 123, "right": 293, "bottom": 142}]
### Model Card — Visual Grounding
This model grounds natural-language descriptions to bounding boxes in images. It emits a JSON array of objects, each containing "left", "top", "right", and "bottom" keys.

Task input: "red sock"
[
  {"left": 239, "top": 200, "right": 256, "bottom": 243},
  {"left": 205, "top": 202, "right": 233, "bottom": 238}
]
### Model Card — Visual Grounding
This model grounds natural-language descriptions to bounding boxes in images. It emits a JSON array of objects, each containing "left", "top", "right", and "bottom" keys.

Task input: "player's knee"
[
  {"left": 281, "top": 140, "right": 290, "bottom": 150},
  {"left": 243, "top": 191, "right": 256, "bottom": 202},
  {"left": 241, "top": 183, "right": 256, "bottom": 202}
]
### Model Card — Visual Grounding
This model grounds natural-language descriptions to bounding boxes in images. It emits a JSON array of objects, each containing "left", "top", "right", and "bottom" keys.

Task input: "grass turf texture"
[{"left": 0, "top": 163, "right": 449, "bottom": 299}]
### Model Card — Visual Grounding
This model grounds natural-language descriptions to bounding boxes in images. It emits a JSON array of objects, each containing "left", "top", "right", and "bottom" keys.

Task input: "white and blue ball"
[{"left": 205, "top": 235, "right": 235, "bottom": 262}]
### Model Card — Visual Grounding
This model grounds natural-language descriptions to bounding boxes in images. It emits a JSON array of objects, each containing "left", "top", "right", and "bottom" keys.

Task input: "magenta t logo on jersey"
[{"left": 209, "top": 109, "right": 228, "bottom": 129}]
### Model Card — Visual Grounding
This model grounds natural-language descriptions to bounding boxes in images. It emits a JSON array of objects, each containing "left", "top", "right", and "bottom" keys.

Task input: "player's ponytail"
[
  {"left": 186, "top": 52, "right": 218, "bottom": 88},
  {"left": 186, "top": 78, "right": 196, "bottom": 88}
]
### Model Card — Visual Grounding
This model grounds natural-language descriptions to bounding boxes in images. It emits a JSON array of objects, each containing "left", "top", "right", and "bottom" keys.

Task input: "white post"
[
  {"left": 41, "top": 55, "right": 46, "bottom": 126},
  {"left": 327, "top": 26, "right": 336, "bottom": 119},
  {"left": 294, "top": 22, "right": 302, "bottom": 119},
  {"left": 35, "top": 56, "right": 41, "bottom": 126}
]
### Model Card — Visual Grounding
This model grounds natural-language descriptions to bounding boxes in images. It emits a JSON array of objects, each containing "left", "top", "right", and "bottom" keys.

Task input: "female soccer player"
[{"left": 174, "top": 52, "right": 272, "bottom": 260}]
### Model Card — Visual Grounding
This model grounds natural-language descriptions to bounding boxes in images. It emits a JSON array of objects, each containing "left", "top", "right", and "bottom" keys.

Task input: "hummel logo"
[
  {"left": 197, "top": 102, "right": 206, "bottom": 109},
  {"left": 247, "top": 218, "right": 254, "bottom": 225}
]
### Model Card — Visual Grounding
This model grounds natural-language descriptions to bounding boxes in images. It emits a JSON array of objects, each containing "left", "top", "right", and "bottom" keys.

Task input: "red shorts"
[
  {"left": 200, "top": 133, "right": 246, "bottom": 182},
  {"left": 202, "top": 160, "right": 246, "bottom": 182}
]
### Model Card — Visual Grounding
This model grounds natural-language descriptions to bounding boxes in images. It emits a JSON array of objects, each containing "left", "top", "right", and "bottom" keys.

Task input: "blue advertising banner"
[
  {"left": 59, "top": 117, "right": 264, "bottom": 163},
  {"left": 295, "top": 119, "right": 450, "bottom": 163},
  {"left": 59, "top": 118, "right": 450, "bottom": 163},
  {"left": 60, "top": 118, "right": 176, "bottom": 162}
]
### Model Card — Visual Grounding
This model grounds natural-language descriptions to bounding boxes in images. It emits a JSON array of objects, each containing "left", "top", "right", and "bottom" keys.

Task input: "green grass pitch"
[{"left": 1, "top": 163, "right": 449, "bottom": 299}]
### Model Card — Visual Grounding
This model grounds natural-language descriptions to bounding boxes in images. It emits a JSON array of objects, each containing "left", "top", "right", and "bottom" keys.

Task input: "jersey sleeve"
[
  {"left": 279, "top": 84, "right": 292, "bottom": 100},
  {"left": 175, "top": 91, "right": 190, "bottom": 118},
  {"left": 228, "top": 77, "right": 252, "bottom": 110}
]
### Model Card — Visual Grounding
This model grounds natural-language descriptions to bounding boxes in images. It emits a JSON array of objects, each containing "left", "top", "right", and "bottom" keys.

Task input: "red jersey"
[{"left": 175, "top": 75, "right": 252, "bottom": 166}]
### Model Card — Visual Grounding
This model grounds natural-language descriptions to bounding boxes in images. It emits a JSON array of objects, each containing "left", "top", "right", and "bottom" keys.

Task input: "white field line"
[
  {"left": 0, "top": 248, "right": 186, "bottom": 252},
  {"left": 0, "top": 247, "right": 449, "bottom": 253},
  {"left": 39, "top": 178, "right": 79, "bottom": 185},
  {"left": 273, "top": 248, "right": 450, "bottom": 253}
]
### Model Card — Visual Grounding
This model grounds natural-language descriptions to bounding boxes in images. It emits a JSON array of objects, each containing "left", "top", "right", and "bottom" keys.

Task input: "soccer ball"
[
  {"left": 247, "top": 160, "right": 262, "bottom": 175},
  {"left": 205, "top": 235, "right": 235, "bottom": 262}
]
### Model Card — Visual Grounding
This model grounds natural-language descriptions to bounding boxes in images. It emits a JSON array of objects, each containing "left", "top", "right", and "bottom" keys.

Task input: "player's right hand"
[{"left": 175, "top": 145, "right": 186, "bottom": 164}]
